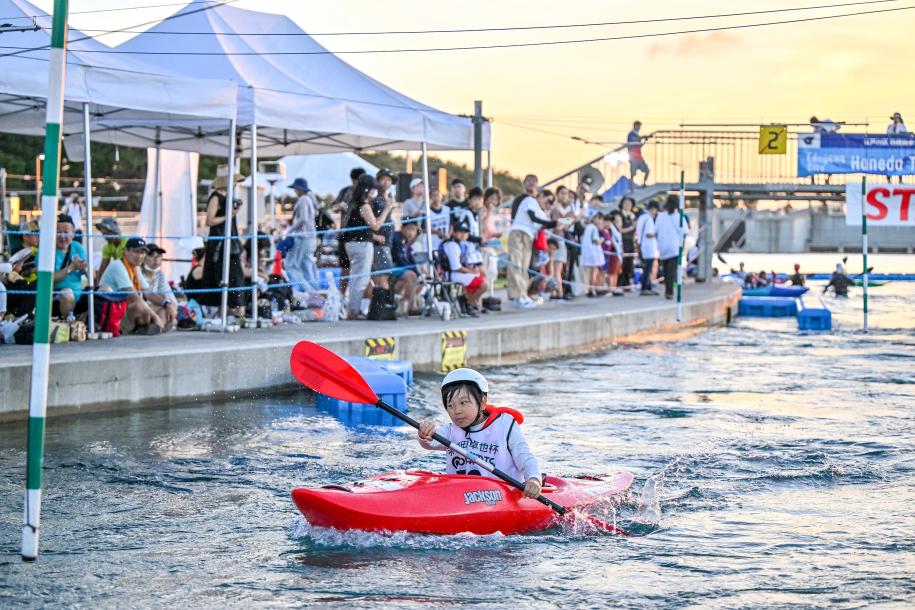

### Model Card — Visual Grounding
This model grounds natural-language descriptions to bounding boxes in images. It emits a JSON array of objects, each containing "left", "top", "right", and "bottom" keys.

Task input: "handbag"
[{"left": 533, "top": 229, "right": 548, "bottom": 252}]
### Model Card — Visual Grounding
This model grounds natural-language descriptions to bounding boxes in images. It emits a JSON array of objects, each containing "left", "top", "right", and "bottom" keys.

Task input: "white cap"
[
  {"left": 442, "top": 368, "right": 489, "bottom": 394},
  {"left": 410, "top": 177, "right": 423, "bottom": 190}
]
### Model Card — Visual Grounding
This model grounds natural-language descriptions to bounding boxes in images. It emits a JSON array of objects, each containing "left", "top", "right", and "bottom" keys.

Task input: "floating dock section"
[{"left": 738, "top": 291, "right": 832, "bottom": 331}]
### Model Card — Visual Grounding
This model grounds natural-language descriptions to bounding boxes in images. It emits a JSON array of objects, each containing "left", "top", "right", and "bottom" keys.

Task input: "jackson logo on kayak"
[{"left": 463, "top": 490, "right": 503, "bottom": 507}]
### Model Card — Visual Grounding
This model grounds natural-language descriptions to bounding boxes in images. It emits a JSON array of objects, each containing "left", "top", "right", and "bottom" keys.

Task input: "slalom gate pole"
[
  {"left": 23, "top": 0, "right": 69, "bottom": 562},
  {"left": 676, "top": 170, "right": 686, "bottom": 321},
  {"left": 861, "top": 176, "right": 868, "bottom": 333}
]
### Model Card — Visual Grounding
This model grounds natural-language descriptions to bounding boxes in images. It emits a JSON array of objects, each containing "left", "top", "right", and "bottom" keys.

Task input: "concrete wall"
[
  {"left": 715, "top": 207, "right": 914, "bottom": 253},
  {"left": 0, "top": 288, "right": 741, "bottom": 420}
]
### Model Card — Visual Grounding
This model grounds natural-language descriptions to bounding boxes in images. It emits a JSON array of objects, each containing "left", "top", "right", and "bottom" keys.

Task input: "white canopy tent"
[
  {"left": 0, "top": 0, "right": 240, "bottom": 330},
  {"left": 117, "top": 1, "right": 490, "bottom": 323},
  {"left": 116, "top": 1, "right": 490, "bottom": 154}
]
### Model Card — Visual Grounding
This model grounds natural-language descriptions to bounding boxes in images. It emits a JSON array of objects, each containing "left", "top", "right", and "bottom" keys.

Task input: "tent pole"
[
  {"left": 249, "top": 125, "right": 258, "bottom": 327},
  {"left": 421, "top": 142, "right": 434, "bottom": 281},
  {"left": 82, "top": 103, "right": 96, "bottom": 335},
  {"left": 220, "top": 119, "right": 237, "bottom": 330},
  {"left": 487, "top": 149, "right": 493, "bottom": 189},
  {"left": 23, "top": 0, "right": 69, "bottom": 562},
  {"left": 154, "top": 128, "right": 163, "bottom": 244},
  {"left": 473, "top": 100, "right": 483, "bottom": 188}
]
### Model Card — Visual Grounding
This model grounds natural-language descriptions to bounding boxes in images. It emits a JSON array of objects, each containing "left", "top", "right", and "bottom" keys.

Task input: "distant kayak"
[
  {"left": 292, "top": 469, "right": 634, "bottom": 535},
  {"left": 853, "top": 279, "right": 889, "bottom": 287}
]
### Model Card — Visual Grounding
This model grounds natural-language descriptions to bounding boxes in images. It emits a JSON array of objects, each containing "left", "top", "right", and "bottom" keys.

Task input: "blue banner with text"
[{"left": 797, "top": 133, "right": 915, "bottom": 177}]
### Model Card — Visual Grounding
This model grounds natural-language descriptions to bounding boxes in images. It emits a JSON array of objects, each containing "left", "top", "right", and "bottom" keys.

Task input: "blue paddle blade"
[{"left": 290, "top": 341, "right": 379, "bottom": 405}]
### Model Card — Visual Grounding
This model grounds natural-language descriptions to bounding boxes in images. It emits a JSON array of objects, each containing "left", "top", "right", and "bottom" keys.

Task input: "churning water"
[{"left": 1, "top": 275, "right": 913, "bottom": 608}]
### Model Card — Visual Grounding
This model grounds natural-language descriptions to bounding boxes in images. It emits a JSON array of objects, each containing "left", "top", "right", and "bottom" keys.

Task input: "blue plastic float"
[
  {"left": 738, "top": 296, "right": 799, "bottom": 317},
  {"left": 314, "top": 356, "right": 413, "bottom": 426},
  {"left": 796, "top": 297, "right": 833, "bottom": 331}
]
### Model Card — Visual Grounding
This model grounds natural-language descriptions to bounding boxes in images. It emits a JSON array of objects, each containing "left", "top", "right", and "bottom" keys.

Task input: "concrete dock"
[{"left": 0, "top": 283, "right": 740, "bottom": 420}]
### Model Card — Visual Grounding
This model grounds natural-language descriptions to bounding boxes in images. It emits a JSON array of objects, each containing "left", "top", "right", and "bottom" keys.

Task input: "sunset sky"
[{"left": 31, "top": 0, "right": 915, "bottom": 180}]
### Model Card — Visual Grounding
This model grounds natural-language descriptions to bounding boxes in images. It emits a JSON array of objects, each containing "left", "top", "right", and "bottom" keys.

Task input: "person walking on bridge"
[{"left": 627, "top": 121, "right": 650, "bottom": 190}]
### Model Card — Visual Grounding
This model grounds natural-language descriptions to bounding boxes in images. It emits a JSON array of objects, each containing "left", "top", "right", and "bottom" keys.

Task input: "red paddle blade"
[{"left": 290, "top": 341, "right": 379, "bottom": 405}]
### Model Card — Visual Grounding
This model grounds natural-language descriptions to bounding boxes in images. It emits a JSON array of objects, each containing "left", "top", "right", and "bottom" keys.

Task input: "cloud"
[{"left": 647, "top": 32, "right": 741, "bottom": 58}]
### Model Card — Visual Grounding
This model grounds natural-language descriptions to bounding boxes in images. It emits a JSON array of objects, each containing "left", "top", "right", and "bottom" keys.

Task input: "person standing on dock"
[
  {"left": 636, "top": 201, "right": 659, "bottom": 295},
  {"left": 627, "top": 121, "right": 650, "bottom": 190},
  {"left": 655, "top": 195, "right": 688, "bottom": 300}
]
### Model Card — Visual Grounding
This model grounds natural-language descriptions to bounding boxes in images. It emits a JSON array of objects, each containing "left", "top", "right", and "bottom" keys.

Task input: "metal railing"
[{"left": 546, "top": 129, "right": 915, "bottom": 195}]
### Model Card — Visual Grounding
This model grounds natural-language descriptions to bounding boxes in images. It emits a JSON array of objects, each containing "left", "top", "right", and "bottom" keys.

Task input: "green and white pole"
[
  {"left": 22, "top": 0, "right": 69, "bottom": 562},
  {"left": 861, "top": 176, "right": 868, "bottom": 333},
  {"left": 675, "top": 170, "right": 686, "bottom": 321}
]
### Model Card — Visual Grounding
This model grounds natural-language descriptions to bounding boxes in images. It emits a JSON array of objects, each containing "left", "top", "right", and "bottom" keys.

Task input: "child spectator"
[
  {"left": 440, "top": 220, "right": 486, "bottom": 316},
  {"left": 580, "top": 213, "right": 606, "bottom": 298}
]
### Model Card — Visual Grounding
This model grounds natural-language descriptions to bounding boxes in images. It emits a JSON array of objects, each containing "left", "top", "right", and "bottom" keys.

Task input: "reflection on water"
[{"left": 0, "top": 281, "right": 913, "bottom": 607}]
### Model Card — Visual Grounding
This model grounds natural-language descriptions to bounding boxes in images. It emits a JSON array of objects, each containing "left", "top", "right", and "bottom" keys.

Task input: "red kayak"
[{"left": 291, "top": 469, "right": 634, "bottom": 535}]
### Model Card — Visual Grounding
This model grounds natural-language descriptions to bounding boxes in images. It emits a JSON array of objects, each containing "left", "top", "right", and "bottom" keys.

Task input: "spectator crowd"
[{"left": 1, "top": 164, "right": 690, "bottom": 345}]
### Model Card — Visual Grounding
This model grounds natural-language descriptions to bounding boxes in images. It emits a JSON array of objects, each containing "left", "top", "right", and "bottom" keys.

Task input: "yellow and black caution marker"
[
  {"left": 441, "top": 330, "right": 468, "bottom": 372},
  {"left": 364, "top": 337, "right": 396, "bottom": 360}
]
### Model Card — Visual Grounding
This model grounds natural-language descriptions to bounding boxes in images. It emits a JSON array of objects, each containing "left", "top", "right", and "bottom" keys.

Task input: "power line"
[
  {"left": 13, "top": 4, "right": 909, "bottom": 56},
  {"left": 0, "top": 1, "right": 220, "bottom": 21},
  {"left": 63, "top": 0, "right": 905, "bottom": 36},
  {"left": 0, "top": 0, "right": 238, "bottom": 60}
]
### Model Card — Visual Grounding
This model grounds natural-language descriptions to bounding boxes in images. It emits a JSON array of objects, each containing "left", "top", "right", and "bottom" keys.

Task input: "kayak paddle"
[{"left": 289, "top": 340, "right": 629, "bottom": 536}]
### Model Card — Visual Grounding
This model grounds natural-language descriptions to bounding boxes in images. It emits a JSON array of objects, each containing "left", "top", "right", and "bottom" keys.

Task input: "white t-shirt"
[
  {"left": 403, "top": 196, "right": 426, "bottom": 218},
  {"left": 655, "top": 211, "right": 685, "bottom": 260},
  {"left": 511, "top": 196, "right": 547, "bottom": 238},
  {"left": 451, "top": 207, "right": 483, "bottom": 265},
  {"left": 887, "top": 122, "right": 908, "bottom": 135},
  {"left": 636, "top": 213, "right": 658, "bottom": 259},
  {"left": 428, "top": 206, "right": 451, "bottom": 249}
]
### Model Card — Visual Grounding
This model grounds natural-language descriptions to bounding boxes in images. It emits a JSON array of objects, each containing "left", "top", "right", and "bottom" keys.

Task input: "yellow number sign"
[{"left": 759, "top": 125, "right": 788, "bottom": 155}]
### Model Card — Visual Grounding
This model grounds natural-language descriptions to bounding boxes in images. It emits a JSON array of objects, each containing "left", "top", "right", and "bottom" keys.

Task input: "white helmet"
[{"left": 441, "top": 368, "right": 489, "bottom": 394}]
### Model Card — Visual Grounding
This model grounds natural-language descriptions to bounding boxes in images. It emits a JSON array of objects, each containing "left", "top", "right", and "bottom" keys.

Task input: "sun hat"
[{"left": 288, "top": 177, "right": 310, "bottom": 192}]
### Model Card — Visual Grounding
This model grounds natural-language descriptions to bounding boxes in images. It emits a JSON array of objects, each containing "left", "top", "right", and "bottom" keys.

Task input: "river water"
[{"left": 1, "top": 264, "right": 913, "bottom": 608}]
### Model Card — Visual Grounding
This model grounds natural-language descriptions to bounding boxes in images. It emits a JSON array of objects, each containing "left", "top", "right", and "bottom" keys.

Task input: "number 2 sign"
[{"left": 759, "top": 125, "right": 788, "bottom": 155}]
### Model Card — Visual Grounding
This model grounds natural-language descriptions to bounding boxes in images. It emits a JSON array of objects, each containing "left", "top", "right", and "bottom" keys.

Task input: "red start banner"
[{"left": 845, "top": 183, "right": 915, "bottom": 227}]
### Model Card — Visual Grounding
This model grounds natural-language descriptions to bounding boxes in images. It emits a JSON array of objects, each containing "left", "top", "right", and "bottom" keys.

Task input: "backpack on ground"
[{"left": 367, "top": 287, "right": 397, "bottom": 321}]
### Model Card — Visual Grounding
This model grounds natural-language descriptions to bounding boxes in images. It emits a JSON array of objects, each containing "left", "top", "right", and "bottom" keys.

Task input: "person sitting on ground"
[
  {"left": 789, "top": 263, "right": 805, "bottom": 287},
  {"left": 391, "top": 220, "right": 425, "bottom": 317},
  {"left": 95, "top": 217, "right": 126, "bottom": 281},
  {"left": 402, "top": 178, "right": 427, "bottom": 219},
  {"left": 140, "top": 242, "right": 178, "bottom": 332},
  {"left": 417, "top": 369, "right": 543, "bottom": 499},
  {"left": 98, "top": 237, "right": 164, "bottom": 334},
  {"left": 440, "top": 220, "right": 486, "bottom": 316},
  {"left": 824, "top": 263, "right": 852, "bottom": 297},
  {"left": 757, "top": 269, "right": 770, "bottom": 287},
  {"left": 52, "top": 214, "right": 89, "bottom": 319}
]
